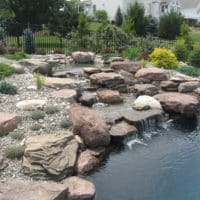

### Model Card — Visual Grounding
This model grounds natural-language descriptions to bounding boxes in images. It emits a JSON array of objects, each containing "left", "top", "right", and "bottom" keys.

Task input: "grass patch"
[
  {"left": 60, "top": 118, "right": 71, "bottom": 129},
  {"left": 0, "top": 63, "right": 15, "bottom": 79},
  {"left": 0, "top": 82, "right": 17, "bottom": 95},
  {"left": 176, "top": 66, "right": 200, "bottom": 77},
  {"left": 30, "top": 124, "right": 44, "bottom": 131},
  {"left": 31, "top": 110, "right": 45, "bottom": 120},
  {"left": 10, "top": 132, "right": 24, "bottom": 140},
  {"left": 44, "top": 106, "right": 60, "bottom": 115},
  {"left": 4, "top": 52, "right": 29, "bottom": 60},
  {"left": 4, "top": 145, "right": 25, "bottom": 159}
]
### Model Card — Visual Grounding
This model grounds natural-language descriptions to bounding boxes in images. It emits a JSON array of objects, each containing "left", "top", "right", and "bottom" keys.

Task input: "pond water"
[{"left": 87, "top": 115, "right": 200, "bottom": 200}]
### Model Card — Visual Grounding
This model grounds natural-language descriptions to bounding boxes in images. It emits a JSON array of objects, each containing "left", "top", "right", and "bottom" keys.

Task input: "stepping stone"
[
  {"left": 0, "top": 112, "right": 21, "bottom": 136},
  {"left": 16, "top": 100, "right": 47, "bottom": 111},
  {"left": 51, "top": 89, "right": 77, "bottom": 102}
]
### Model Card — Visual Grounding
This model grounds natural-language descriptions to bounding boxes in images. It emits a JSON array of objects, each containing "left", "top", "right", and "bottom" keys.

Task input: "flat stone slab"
[
  {"left": 97, "top": 90, "right": 123, "bottom": 104},
  {"left": 83, "top": 67, "right": 101, "bottom": 75},
  {"left": 16, "top": 100, "right": 47, "bottom": 111},
  {"left": 133, "top": 84, "right": 159, "bottom": 96},
  {"left": 0, "top": 112, "right": 21, "bottom": 136},
  {"left": 51, "top": 89, "right": 77, "bottom": 101},
  {"left": 178, "top": 81, "right": 200, "bottom": 93},
  {"left": 45, "top": 77, "right": 79, "bottom": 88}
]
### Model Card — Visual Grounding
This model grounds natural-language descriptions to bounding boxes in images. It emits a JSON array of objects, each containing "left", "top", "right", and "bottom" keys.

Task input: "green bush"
[
  {"left": 30, "top": 124, "right": 44, "bottom": 131},
  {"left": 189, "top": 46, "right": 200, "bottom": 68},
  {"left": 150, "top": 48, "right": 179, "bottom": 69},
  {"left": 44, "top": 106, "right": 60, "bottom": 115},
  {"left": 176, "top": 66, "right": 200, "bottom": 77},
  {"left": 123, "top": 47, "right": 141, "bottom": 60},
  {"left": 31, "top": 110, "right": 45, "bottom": 120},
  {"left": 60, "top": 118, "right": 71, "bottom": 129},
  {"left": 10, "top": 132, "right": 24, "bottom": 140},
  {"left": 0, "top": 82, "right": 17, "bottom": 95},
  {"left": 4, "top": 52, "right": 28, "bottom": 60},
  {"left": 4, "top": 145, "right": 25, "bottom": 159},
  {"left": 174, "top": 39, "right": 188, "bottom": 61},
  {"left": 0, "top": 63, "right": 15, "bottom": 79}
]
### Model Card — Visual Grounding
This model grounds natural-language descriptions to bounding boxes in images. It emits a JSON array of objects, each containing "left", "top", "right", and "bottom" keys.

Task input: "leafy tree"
[
  {"left": 123, "top": 1, "right": 147, "bottom": 36},
  {"left": 95, "top": 10, "right": 108, "bottom": 24},
  {"left": 115, "top": 7, "right": 123, "bottom": 27},
  {"left": 158, "top": 12, "right": 184, "bottom": 40}
]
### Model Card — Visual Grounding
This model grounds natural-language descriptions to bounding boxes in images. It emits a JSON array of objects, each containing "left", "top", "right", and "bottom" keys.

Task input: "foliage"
[
  {"left": 53, "top": 48, "right": 64, "bottom": 54},
  {"left": 146, "top": 15, "right": 158, "bottom": 36},
  {"left": 0, "top": 41, "right": 7, "bottom": 54},
  {"left": 115, "top": 7, "right": 123, "bottom": 27},
  {"left": 0, "top": 82, "right": 17, "bottom": 95},
  {"left": 95, "top": 10, "right": 108, "bottom": 24},
  {"left": 31, "top": 110, "right": 45, "bottom": 120},
  {"left": 35, "top": 48, "right": 46, "bottom": 55},
  {"left": 174, "top": 39, "right": 188, "bottom": 61},
  {"left": 0, "top": 63, "right": 15, "bottom": 79},
  {"left": 34, "top": 73, "right": 45, "bottom": 90},
  {"left": 123, "top": 47, "right": 141, "bottom": 60},
  {"left": 158, "top": 12, "right": 184, "bottom": 40},
  {"left": 102, "top": 53, "right": 116, "bottom": 61},
  {"left": 30, "top": 124, "right": 44, "bottom": 131},
  {"left": 189, "top": 45, "right": 200, "bottom": 68},
  {"left": 123, "top": 1, "right": 147, "bottom": 36},
  {"left": 4, "top": 145, "right": 25, "bottom": 159},
  {"left": 176, "top": 66, "right": 200, "bottom": 77},
  {"left": 60, "top": 118, "right": 71, "bottom": 129},
  {"left": 150, "top": 48, "right": 179, "bottom": 69},
  {"left": 88, "top": 22, "right": 102, "bottom": 32},
  {"left": 4, "top": 52, "right": 28, "bottom": 60},
  {"left": 23, "top": 28, "right": 35, "bottom": 54},
  {"left": 44, "top": 106, "right": 60, "bottom": 114},
  {"left": 0, "top": 26, "right": 5, "bottom": 41},
  {"left": 10, "top": 132, "right": 24, "bottom": 140}
]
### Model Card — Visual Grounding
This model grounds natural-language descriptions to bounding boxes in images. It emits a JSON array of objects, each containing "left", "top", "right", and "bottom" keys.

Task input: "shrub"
[
  {"left": 150, "top": 48, "right": 179, "bottom": 69},
  {"left": 176, "top": 66, "right": 200, "bottom": 77},
  {"left": 102, "top": 53, "right": 116, "bottom": 61},
  {"left": 4, "top": 52, "right": 28, "bottom": 60},
  {"left": 60, "top": 118, "right": 71, "bottom": 129},
  {"left": 123, "top": 47, "right": 141, "bottom": 60},
  {"left": 189, "top": 46, "right": 200, "bottom": 68},
  {"left": 23, "top": 28, "right": 35, "bottom": 54},
  {"left": 174, "top": 39, "right": 188, "bottom": 61},
  {"left": 95, "top": 10, "right": 108, "bottom": 24},
  {"left": 31, "top": 110, "right": 45, "bottom": 120},
  {"left": 35, "top": 48, "right": 46, "bottom": 55},
  {"left": 0, "top": 82, "right": 17, "bottom": 95},
  {"left": 44, "top": 106, "right": 60, "bottom": 115},
  {"left": 53, "top": 48, "right": 64, "bottom": 54},
  {"left": 0, "top": 63, "right": 15, "bottom": 79},
  {"left": 4, "top": 145, "right": 25, "bottom": 159},
  {"left": 10, "top": 132, "right": 24, "bottom": 140},
  {"left": 30, "top": 124, "right": 44, "bottom": 131},
  {"left": 34, "top": 73, "right": 45, "bottom": 90}
]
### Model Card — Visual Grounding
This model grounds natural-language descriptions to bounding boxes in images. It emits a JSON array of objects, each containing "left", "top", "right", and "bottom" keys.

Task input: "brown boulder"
[
  {"left": 0, "top": 113, "right": 21, "bottom": 137},
  {"left": 110, "top": 61, "right": 141, "bottom": 74},
  {"left": 97, "top": 90, "right": 123, "bottom": 104},
  {"left": 154, "top": 92, "right": 199, "bottom": 115},
  {"left": 160, "top": 81, "right": 179, "bottom": 91},
  {"left": 178, "top": 82, "right": 200, "bottom": 93},
  {"left": 69, "top": 104, "right": 110, "bottom": 148},
  {"left": 133, "top": 84, "right": 158, "bottom": 96},
  {"left": 62, "top": 176, "right": 96, "bottom": 200},
  {"left": 83, "top": 67, "right": 101, "bottom": 75},
  {"left": 79, "top": 93, "right": 97, "bottom": 107},
  {"left": 135, "top": 67, "right": 168, "bottom": 82}
]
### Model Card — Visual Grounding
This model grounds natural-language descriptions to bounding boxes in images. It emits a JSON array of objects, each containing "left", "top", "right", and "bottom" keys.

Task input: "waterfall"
[{"left": 138, "top": 117, "right": 158, "bottom": 133}]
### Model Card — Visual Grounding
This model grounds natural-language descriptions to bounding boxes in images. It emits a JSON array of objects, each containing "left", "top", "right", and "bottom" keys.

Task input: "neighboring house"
[{"left": 180, "top": 0, "right": 200, "bottom": 24}]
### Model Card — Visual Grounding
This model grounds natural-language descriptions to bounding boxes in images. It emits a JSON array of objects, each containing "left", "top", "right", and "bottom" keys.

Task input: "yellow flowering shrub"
[{"left": 150, "top": 48, "right": 179, "bottom": 69}]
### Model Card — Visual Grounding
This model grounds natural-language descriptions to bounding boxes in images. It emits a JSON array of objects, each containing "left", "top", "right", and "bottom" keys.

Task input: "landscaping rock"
[
  {"left": 0, "top": 178, "right": 68, "bottom": 200},
  {"left": 62, "top": 176, "right": 96, "bottom": 200},
  {"left": 51, "top": 89, "right": 77, "bottom": 102},
  {"left": 110, "top": 121, "right": 138, "bottom": 139},
  {"left": 0, "top": 112, "right": 21, "bottom": 136},
  {"left": 110, "top": 61, "right": 141, "bottom": 74},
  {"left": 97, "top": 90, "right": 123, "bottom": 104},
  {"left": 154, "top": 92, "right": 199, "bottom": 115},
  {"left": 104, "top": 56, "right": 124, "bottom": 64},
  {"left": 90, "top": 72, "right": 124, "bottom": 88},
  {"left": 133, "top": 84, "right": 159, "bottom": 96},
  {"left": 44, "top": 77, "right": 79, "bottom": 89},
  {"left": 133, "top": 95, "right": 162, "bottom": 111},
  {"left": 72, "top": 51, "right": 95, "bottom": 64},
  {"left": 16, "top": 99, "right": 47, "bottom": 111},
  {"left": 32, "top": 62, "right": 53, "bottom": 76},
  {"left": 160, "top": 80, "right": 179, "bottom": 91},
  {"left": 11, "top": 63, "right": 25, "bottom": 74},
  {"left": 69, "top": 104, "right": 110, "bottom": 148},
  {"left": 83, "top": 67, "right": 101, "bottom": 75},
  {"left": 23, "top": 131, "right": 78, "bottom": 179},
  {"left": 79, "top": 93, "right": 97, "bottom": 107},
  {"left": 178, "top": 82, "right": 200, "bottom": 93},
  {"left": 170, "top": 71, "right": 200, "bottom": 83},
  {"left": 135, "top": 67, "right": 168, "bottom": 82}
]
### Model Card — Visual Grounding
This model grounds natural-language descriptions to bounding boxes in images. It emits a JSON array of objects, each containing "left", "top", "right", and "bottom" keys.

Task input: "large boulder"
[
  {"left": 11, "top": 63, "right": 25, "bottom": 74},
  {"left": 133, "top": 84, "right": 159, "bottom": 96},
  {"left": 23, "top": 132, "right": 79, "bottom": 179},
  {"left": 97, "top": 90, "right": 123, "bottom": 104},
  {"left": 178, "top": 81, "right": 200, "bottom": 93},
  {"left": 69, "top": 104, "right": 110, "bottom": 148},
  {"left": 154, "top": 92, "right": 199, "bottom": 115},
  {"left": 110, "top": 61, "right": 141, "bottom": 74},
  {"left": 0, "top": 112, "right": 21, "bottom": 137},
  {"left": 135, "top": 67, "right": 168, "bottom": 82},
  {"left": 72, "top": 51, "right": 95, "bottom": 64},
  {"left": 133, "top": 95, "right": 162, "bottom": 111},
  {"left": 0, "top": 178, "right": 68, "bottom": 200},
  {"left": 89, "top": 72, "right": 124, "bottom": 88},
  {"left": 62, "top": 176, "right": 96, "bottom": 200}
]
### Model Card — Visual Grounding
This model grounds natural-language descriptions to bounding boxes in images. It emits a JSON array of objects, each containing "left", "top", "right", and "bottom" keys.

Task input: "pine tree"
[{"left": 115, "top": 7, "right": 123, "bottom": 27}]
